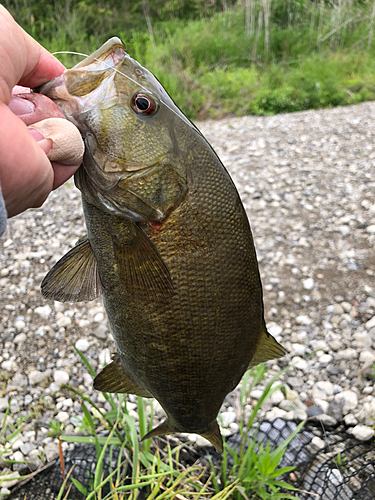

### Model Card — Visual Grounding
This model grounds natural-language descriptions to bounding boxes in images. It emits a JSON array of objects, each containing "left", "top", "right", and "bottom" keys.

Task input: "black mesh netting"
[{"left": 7, "top": 418, "right": 375, "bottom": 500}]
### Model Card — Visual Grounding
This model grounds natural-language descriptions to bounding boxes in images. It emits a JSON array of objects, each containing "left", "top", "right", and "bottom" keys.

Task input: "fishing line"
[{"left": 52, "top": 50, "right": 195, "bottom": 130}]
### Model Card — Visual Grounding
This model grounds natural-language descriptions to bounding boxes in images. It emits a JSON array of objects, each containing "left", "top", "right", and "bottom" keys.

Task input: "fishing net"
[{"left": 7, "top": 419, "right": 375, "bottom": 500}]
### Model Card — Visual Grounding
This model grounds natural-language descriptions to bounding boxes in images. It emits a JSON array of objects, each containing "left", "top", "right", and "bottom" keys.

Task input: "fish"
[{"left": 38, "top": 37, "right": 285, "bottom": 452}]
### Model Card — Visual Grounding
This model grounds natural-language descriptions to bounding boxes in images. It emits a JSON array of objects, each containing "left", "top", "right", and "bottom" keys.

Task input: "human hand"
[{"left": 0, "top": 6, "right": 84, "bottom": 218}]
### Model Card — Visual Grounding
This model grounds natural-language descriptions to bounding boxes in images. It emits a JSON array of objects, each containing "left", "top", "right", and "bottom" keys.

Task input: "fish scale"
[{"left": 39, "top": 37, "right": 285, "bottom": 451}]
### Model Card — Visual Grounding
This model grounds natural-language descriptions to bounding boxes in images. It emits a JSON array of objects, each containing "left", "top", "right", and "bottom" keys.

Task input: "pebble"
[
  {"left": 75, "top": 338, "right": 90, "bottom": 352},
  {"left": 53, "top": 370, "right": 70, "bottom": 386},
  {"left": 99, "top": 348, "right": 111, "bottom": 365},
  {"left": 302, "top": 278, "right": 314, "bottom": 290},
  {"left": 56, "top": 412, "right": 70, "bottom": 423},
  {"left": 334, "top": 390, "right": 358, "bottom": 414},
  {"left": 365, "top": 317, "right": 375, "bottom": 330},
  {"left": 56, "top": 316, "right": 72, "bottom": 328},
  {"left": 310, "top": 436, "right": 326, "bottom": 452},
  {"left": 28, "top": 370, "right": 48, "bottom": 386},
  {"left": 312, "top": 381, "right": 334, "bottom": 400},
  {"left": 34, "top": 305, "right": 52, "bottom": 319},
  {"left": 351, "top": 424, "right": 375, "bottom": 441},
  {"left": 359, "top": 351, "right": 375, "bottom": 364},
  {"left": 13, "top": 333, "right": 27, "bottom": 344}
]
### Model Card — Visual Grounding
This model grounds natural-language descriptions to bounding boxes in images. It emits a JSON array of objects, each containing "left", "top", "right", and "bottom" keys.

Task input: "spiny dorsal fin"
[
  {"left": 94, "top": 354, "right": 150, "bottom": 397},
  {"left": 248, "top": 328, "right": 286, "bottom": 369},
  {"left": 41, "top": 238, "right": 102, "bottom": 303},
  {"left": 112, "top": 224, "right": 174, "bottom": 302}
]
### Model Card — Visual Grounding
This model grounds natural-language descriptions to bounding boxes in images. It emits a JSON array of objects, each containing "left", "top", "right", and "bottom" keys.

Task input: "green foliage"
[
  {"left": 48, "top": 418, "right": 64, "bottom": 438},
  {"left": 7, "top": 0, "right": 375, "bottom": 118},
  {"left": 209, "top": 364, "right": 303, "bottom": 500}
]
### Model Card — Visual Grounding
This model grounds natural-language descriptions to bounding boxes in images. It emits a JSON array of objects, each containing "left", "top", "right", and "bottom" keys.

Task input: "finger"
[
  {"left": 9, "top": 93, "right": 65, "bottom": 126},
  {"left": 28, "top": 118, "right": 84, "bottom": 166},
  {"left": 51, "top": 163, "right": 80, "bottom": 190},
  {"left": 0, "top": 103, "right": 54, "bottom": 217}
]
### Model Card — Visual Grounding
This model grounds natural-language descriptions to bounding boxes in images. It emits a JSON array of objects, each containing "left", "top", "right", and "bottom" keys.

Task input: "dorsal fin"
[{"left": 41, "top": 238, "right": 102, "bottom": 303}]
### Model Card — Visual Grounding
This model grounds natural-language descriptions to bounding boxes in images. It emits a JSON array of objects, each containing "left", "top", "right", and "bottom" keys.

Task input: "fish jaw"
[{"left": 38, "top": 37, "right": 192, "bottom": 223}]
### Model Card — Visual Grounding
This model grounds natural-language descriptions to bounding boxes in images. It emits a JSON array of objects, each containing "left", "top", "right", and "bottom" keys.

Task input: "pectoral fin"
[
  {"left": 41, "top": 238, "right": 102, "bottom": 302},
  {"left": 248, "top": 327, "right": 286, "bottom": 369},
  {"left": 113, "top": 224, "right": 174, "bottom": 301},
  {"left": 94, "top": 354, "right": 151, "bottom": 397}
]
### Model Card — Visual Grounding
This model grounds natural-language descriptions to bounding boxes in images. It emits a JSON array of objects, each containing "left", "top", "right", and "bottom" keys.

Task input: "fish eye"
[{"left": 131, "top": 93, "right": 158, "bottom": 116}]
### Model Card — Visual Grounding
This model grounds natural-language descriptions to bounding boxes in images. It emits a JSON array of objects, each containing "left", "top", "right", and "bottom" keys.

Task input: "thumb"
[{"left": 28, "top": 117, "right": 84, "bottom": 166}]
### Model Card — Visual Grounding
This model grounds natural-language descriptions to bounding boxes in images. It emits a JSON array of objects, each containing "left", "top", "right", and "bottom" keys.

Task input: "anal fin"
[
  {"left": 41, "top": 238, "right": 102, "bottom": 303},
  {"left": 248, "top": 328, "right": 286, "bottom": 369},
  {"left": 94, "top": 354, "right": 150, "bottom": 397}
]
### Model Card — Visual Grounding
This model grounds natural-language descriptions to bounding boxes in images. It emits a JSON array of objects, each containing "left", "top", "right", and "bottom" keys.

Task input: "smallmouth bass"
[{"left": 39, "top": 38, "right": 285, "bottom": 451}]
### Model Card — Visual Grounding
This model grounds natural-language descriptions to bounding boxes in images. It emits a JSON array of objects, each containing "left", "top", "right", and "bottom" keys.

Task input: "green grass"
[
  {"left": 55, "top": 351, "right": 302, "bottom": 499},
  {"left": 8, "top": 0, "right": 375, "bottom": 119}
]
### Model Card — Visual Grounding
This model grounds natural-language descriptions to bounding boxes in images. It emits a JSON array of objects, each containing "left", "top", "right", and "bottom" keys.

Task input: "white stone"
[
  {"left": 296, "top": 315, "right": 312, "bottom": 325},
  {"left": 13, "top": 333, "right": 27, "bottom": 344},
  {"left": 11, "top": 439, "right": 23, "bottom": 451},
  {"left": 28, "top": 370, "right": 47, "bottom": 385},
  {"left": 335, "top": 390, "right": 358, "bottom": 414},
  {"left": 14, "top": 320, "right": 26, "bottom": 330},
  {"left": 83, "top": 373, "right": 93, "bottom": 388},
  {"left": 359, "top": 351, "right": 375, "bottom": 364},
  {"left": 291, "top": 343, "right": 307, "bottom": 356},
  {"left": 53, "top": 370, "right": 69, "bottom": 386},
  {"left": 291, "top": 356, "right": 308, "bottom": 371},
  {"left": 99, "top": 348, "right": 111, "bottom": 365},
  {"left": 56, "top": 316, "right": 72, "bottom": 328},
  {"left": 271, "top": 389, "right": 285, "bottom": 405},
  {"left": 56, "top": 411, "right": 70, "bottom": 423},
  {"left": 344, "top": 413, "right": 358, "bottom": 426},
  {"left": 250, "top": 389, "right": 264, "bottom": 400},
  {"left": 365, "top": 317, "right": 375, "bottom": 330},
  {"left": 312, "top": 381, "right": 334, "bottom": 400},
  {"left": 310, "top": 436, "right": 325, "bottom": 452},
  {"left": 338, "top": 348, "right": 358, "bottom": 360},
  {"left": 353, "top": 333, "right": 372, "bottom": 349},
  {"left": 268, "top": 324, "right": 282, "bottom": 336},
  {"left": 0, "top": 398, "right": 8, "bottom": 412},
  {"left": 316, "top": 414, "right": 337, "bottom": 426},
  {"left": 0, "top": 471, "right": 20, "bottom": 488},
  {"left": 94, "top": 312, "right": 104, "bottom": 322},
  {"left": 12, "top": 451, "right": 24, "bottom": 462},
  {"left": 352, "top": 424, "right": 374, "bottom": 441},
  {"left": 302, "top": 278, "right": 314, "bottom": 290},
  {"left": 319, "top": 354, "right": 333, "bottom": 364},
  {"left": 220, "top": 411, "right": 236, "bottom": 427},
  {"left": 366, "top": 225, "right": 375, "bottom": 234},
  {"left": 75, "top": 338, "right": 90, "bottom": 352},
  {"left": 265, "top": 407, "right": 289, "bottom": 420},
  {"left": 1, "top": 359, "right": 17, "bottom": 371},
  {"left": 34, "top": 305, "right": 52, "bottom": 319},
  {"left": 314, "top": 398, "right": 329, "bottom": 414}
]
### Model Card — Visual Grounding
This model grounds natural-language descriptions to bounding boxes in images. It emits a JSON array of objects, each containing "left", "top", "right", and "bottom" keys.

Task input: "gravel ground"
[{"left": 0, "top": 102, "right": 375, "bottom": 488}]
